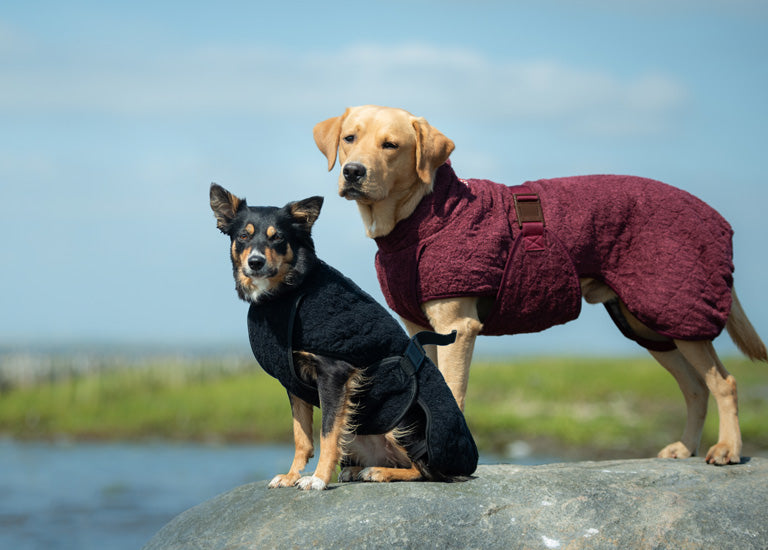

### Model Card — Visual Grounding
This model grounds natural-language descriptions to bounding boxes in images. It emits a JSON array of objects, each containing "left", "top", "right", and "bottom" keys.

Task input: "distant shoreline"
[{"left": 2, "top": 355, "right": 767, "bottom": 459}]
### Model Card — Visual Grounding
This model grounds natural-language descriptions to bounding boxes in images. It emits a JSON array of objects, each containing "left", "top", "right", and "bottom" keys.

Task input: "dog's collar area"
[{"left": 374, "top": 163, "right": 461, "bottom": 253}]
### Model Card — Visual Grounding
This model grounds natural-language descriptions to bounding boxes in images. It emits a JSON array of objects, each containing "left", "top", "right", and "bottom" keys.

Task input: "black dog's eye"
[
  {"left": 268, "top": 232, "right": 283, "bottom": 243},
  {"left": 237, "top": 232, "right": 249, "bottom": 241},
  {"left": 382, "top": 141, "right": 398, "bottom": 150},
  {"left": 343, "top": 135, "right": 355, "bottom": 144}
]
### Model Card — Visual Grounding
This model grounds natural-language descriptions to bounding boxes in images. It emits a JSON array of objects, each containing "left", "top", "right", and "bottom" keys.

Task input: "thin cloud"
[{"left": 0, "top": 36, "right": 686, "bottom": 137}]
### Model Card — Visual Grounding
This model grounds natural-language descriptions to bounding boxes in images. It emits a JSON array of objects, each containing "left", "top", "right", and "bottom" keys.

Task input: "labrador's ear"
[
  {"left": 313, "top": 108, "right": 350, "bottom": 171},
  {"left": 210, "top": 183, "right": 246, "bottom": 234},
  {"left": 412, "top": 117, "right": 455, "bottom": 186},
  {"left": 287, "top": 196, "right": 324, "bottom": 232}
]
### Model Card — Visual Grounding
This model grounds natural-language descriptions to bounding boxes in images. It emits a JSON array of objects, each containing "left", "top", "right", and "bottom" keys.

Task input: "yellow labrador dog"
[{"left": 313, "top": 104, "right": 767, "bottom": 465}]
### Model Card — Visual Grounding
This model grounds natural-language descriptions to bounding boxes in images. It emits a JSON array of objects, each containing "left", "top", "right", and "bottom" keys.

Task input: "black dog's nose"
[
  {"left": 343, "top": 162, "right": 366, "bottom": 183},
  {"left": 248, "top": 254, "right": 266, "bottom": 271}
]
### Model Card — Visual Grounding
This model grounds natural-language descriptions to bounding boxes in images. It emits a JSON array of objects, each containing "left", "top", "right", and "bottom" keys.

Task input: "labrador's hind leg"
[
  {"left": 649, "top": 348, "right": 709, "bottom": 459},
  {"left": 674, "top": 339, "right": 741, "bottom": 465}
]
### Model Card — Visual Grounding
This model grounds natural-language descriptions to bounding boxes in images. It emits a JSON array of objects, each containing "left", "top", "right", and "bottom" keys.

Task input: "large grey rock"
[{"left": 144, "top": 458, "right": 768, "bottom": 549}]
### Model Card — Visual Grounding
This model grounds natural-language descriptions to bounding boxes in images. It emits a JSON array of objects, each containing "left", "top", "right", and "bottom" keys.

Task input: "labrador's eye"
[
  {"left": 343, "top": 135, "right": 355, "bottom": 144},
  {"left": 382, "top": 141, "right": 398, "bottom": 150}
]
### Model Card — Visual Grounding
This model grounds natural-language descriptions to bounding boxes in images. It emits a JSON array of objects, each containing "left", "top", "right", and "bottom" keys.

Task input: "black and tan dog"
[{"left": 210, "top": 183, "right": 477, "bottom": 490}]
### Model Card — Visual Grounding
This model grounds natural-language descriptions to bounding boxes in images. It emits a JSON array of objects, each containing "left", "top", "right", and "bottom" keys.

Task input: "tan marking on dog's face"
[
  {"left": 234, "top": 245, "right": 257, "bottom": 295},
  {"left": 237, "top": 246, "right": 251, "bottom": 268},
  {"left": 231, "top": 218, "right": 297, "bottom": 302},
  {"left": 263, "top": 242, "right": 292, "bottom": 268},
  {"left": 337, "top": 106, "right": 420, "bottom": 202},
  {"left": 264, "top": 243, "right": 294, "bottom": 287},
  {"left": 232, "top": 226, "right": 255, "bottom": 266}
]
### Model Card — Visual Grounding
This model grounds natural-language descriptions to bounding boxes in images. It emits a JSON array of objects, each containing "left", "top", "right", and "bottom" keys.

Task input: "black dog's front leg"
[
  {"left": 296, "top": 354, "right": 360, "bottom": 490},
  {"left": 268, "top": 394, "right": 314, "bottom": 488}
]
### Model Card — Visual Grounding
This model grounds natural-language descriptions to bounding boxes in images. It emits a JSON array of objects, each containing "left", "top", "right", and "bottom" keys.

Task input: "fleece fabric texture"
[
  {"left": 375, "top": 163, "right": 734, "bottom": 343},
  {"left": 246, "top": 260, "right": 478, "bottom": 475}
]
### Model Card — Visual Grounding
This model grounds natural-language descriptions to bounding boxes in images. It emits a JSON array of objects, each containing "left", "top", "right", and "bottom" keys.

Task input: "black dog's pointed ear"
[
  {"left": 287, "top": 196, "right": 324, "bottom": 232},
  {"left": 210, "top": 183, "right": 246, "bottom": 233}
]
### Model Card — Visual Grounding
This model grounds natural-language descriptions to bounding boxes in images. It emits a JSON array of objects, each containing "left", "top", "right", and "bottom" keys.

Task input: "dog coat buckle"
[{"left": 513, "top": 190, "right": 545, "bottom": 252}]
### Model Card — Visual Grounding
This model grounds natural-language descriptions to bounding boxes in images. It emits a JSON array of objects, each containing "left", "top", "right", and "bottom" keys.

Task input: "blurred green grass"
[
  {"left": 0, "top": 360, "right": 289, "bottom": 442},
  {"left": 465, "top": 356, "right": 768, "bottom": 458},
  {"left": 2, "top": 355, "right": 767, "bottom": 459}
]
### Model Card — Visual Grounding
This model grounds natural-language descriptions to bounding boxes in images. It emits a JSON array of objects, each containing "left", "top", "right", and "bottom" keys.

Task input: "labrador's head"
[{"left": 314, "top": 105, "right": 454, "bottom": 205}]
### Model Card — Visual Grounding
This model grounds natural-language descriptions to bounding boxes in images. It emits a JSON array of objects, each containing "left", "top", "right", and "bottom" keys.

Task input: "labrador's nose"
[{"left": 342, "top": 162, "right": 366, "bottom": 184}]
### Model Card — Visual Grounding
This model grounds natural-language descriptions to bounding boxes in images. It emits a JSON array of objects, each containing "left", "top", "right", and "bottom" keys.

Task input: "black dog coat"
[{"left": 246, "top": 260, "right": 478, "bottom": 476}]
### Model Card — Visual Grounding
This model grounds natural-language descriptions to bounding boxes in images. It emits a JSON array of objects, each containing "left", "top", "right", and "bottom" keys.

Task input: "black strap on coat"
[
  {"left": 401, "top": 330, "right": 457, "bottom": 376},
  {"left": 284, "top": 291, "right": 458, "bottom": 418},
  {"left": 283, "top": 293, "right": 320, "bottom": 406}
]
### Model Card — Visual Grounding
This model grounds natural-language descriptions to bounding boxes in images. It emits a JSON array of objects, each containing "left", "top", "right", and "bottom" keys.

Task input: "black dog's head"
[{"left": 210, "top": 183, "right": 323, "bottom": 304}]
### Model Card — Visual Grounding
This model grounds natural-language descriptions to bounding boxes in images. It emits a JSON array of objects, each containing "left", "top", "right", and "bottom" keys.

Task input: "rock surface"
[{"left": 143, "top": 457, "right": 768, "bottom": 549}]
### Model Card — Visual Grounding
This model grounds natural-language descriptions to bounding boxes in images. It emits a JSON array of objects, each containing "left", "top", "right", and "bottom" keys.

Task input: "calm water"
[
  {"left": 0, "top": 439, "right": 552, "bottom": 550},
  {"left": 0, "top": 439, "right": 305, "bottom": 550}
]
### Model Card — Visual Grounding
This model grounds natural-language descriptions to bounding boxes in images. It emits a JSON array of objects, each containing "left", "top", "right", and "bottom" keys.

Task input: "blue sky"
[{"left": 1, "top": 0, "right": 766, "bottom": 357}]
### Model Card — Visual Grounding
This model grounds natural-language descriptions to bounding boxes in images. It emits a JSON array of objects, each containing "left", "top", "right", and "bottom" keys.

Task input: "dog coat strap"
[
  {"left": 284, "top": 292, "right": 322, "bottom": 405},
  {"left": 394, "top": 329, "right": 477, "bottom": 472},
  {"left": 603, "top": 298, "right": 677, "bottom": 352},
  {"left": 286, "top": 292, "right": 304, "bottom": 347},
  {"left": 401, "top": 330, "right": 457, "bottom": 376},
  {"left": 512, "top": 186, "right": 545, "bottom": 252},
  {"left": 413, "top": 329, "right": 458, "bottom": 347},
  {"left": 405, "top": 436, "right": 429, "bottom": 462},
  {"left": 246, "top": 291, "right": 321, "bottom": 407},
  {"left": 359, "top": 330, "right": 458, "bottom": 436}
]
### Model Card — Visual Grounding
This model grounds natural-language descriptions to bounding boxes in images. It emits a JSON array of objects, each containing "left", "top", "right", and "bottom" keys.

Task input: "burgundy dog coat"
[{"left": 375, "top": 163, "right": 734, "bottom": 346}]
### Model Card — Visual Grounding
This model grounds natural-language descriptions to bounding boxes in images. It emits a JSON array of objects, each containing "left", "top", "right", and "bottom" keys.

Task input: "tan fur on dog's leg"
[
  {"left": 297, "top": 415, "right": 347, "bottom": 491},
  {"left": 422, "top": 297, "right": 482, "bottom": 411},
  {"left": 358, "top": 462, "right": 423, "bottom": 483},
  {"left": 649, "top": 349, "right": 709, "bottom": 459},
  {"left": 297, "top": 376, "right": 357, "bottom": 490},
  {"left": 674, "top": 340, "right": 742, "bottom": 465},
  {"left": 269, "top": 395, "right": 314, "bottom": 488}
]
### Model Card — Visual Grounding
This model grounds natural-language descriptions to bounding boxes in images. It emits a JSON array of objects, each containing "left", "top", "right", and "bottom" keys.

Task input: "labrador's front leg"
[{"left": 422, "top": 297, "right": 482, "bottom": 411}]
